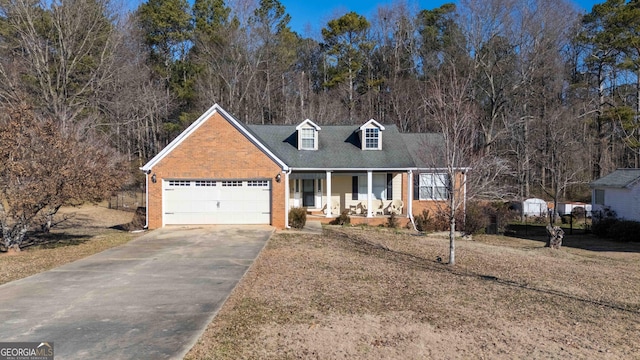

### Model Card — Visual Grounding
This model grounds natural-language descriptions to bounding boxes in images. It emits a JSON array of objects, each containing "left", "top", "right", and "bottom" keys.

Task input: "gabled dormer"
[
  {"left": 358, "top": 119, "right": 385, "bottom": 150},
  {"left": 295, "top": 119, "right": 321, "bottom": 150}
]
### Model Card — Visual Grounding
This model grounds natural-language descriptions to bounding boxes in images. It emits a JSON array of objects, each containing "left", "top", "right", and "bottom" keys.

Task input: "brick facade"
[{"left": 146, "top": 111, "right": 285, "bottom": 229}]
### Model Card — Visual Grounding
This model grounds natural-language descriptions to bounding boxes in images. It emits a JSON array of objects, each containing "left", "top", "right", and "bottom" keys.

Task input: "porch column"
[
  {"left": 367, "top": 170, "right": 373, "bottom": 218},
  {"left": 326, "top": 171, "right": 332, "bottom": 218},
  {"left": 407, "top": 170, "right": 413, "bottom": 218},
  {"left": 285, "top": 171, "right": 290, "bottom": 228}
]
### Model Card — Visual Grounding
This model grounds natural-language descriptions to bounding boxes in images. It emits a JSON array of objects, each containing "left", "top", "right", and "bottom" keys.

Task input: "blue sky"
[{"left": 281, "top": 0, "right": 604, "bottom": 36}]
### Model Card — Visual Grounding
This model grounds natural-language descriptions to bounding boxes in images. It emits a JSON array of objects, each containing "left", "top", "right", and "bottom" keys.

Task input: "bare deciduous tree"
[
  {"left": 0, "top": 0, "right": 121, "bottom": 132},
  {"left": 0, "top": 105, "right": 129, "bottom": 251},
  {"left": 422, "top": 66, "right": 511, "bottom": 265}
]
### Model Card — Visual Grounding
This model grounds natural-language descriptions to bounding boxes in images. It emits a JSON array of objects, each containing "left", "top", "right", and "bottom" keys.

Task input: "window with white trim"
[
  {"left": 364, "top": 128, "right": 379, "bottom": 149},
  {"left": 300, "top": 128, "right": 315, "bottom": 150},
  {"left": 594, "top": 189, "right": 605, "bottom": 205},
  {"left": 169, "top": 180, "right": 190, "bottom": 186},
  {"left": 222, "top": 180, "right": 242, "bottom": 187},
  {"left": 195, "top": 180, "right": 216, "bottom": 186},
  {"left": 247, "top": 180, "right": 269, "bottom": 187},
  {"left": 357, "top": 174, "right": 387, "bottom": 200},
  {"left": 419, "top": 173, "right": 449, "bottom": 200}
]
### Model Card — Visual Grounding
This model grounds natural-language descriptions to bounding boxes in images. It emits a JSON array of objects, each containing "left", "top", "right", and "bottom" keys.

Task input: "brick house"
[{"left": 140, "top": 104, "right": 468, "bottom": 229}]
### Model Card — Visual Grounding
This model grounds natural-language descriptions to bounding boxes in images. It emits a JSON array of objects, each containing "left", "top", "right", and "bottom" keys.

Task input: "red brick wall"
[{"left": 146, "top": 111, "right": 285, "bottom": 229}]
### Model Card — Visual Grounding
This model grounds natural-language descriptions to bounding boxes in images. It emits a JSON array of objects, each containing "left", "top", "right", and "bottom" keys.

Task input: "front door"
[{"left": 303, "top": 179, "right": 315, "bottom": 207}]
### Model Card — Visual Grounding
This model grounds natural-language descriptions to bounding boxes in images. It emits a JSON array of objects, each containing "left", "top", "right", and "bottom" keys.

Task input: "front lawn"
[{"left": 187, "top": 227, "right": 640, "bottom": 359}]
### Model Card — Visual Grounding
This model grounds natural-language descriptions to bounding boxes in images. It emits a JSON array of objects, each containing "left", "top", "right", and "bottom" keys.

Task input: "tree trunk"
[
  {"left": 546, "top": 224, "right": 564, "bottom": 249},
  {"left": 449, "top": 216, "right": 456, "bottom": 265},
  {"left": 449, "top": 196, "right": 456, "bottom": 265}
]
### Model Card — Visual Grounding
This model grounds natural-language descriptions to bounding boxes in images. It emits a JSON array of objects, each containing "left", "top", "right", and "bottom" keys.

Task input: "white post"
[
  {"left": 367, "top": 170, "right": 373, "bottom": 218},
  {"left": 407, "top": 170, "right": 413, "bottom": 218},
  {"left": 326, "top": 171, "right": 332, "bottom": 217},
  {"left": 284, "top": 171, "right": 290, "bottom": 228}
]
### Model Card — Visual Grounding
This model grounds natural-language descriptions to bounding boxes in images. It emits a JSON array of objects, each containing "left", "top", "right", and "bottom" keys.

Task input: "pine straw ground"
[{"left": 186, "top": 227, "right": 640, "bottom": 360}]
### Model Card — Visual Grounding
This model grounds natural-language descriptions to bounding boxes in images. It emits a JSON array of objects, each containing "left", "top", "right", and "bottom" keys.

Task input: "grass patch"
[
  {"left": 187, "top": 227, "right": 640, "bottom": 359},
  {"left": 0, "top": 230, "right": 137, "bottom": 285}
]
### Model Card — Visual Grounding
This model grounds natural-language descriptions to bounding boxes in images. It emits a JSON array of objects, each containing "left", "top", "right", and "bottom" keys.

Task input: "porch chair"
[
  {"left": 323, "top": 202, "right": 340, "bottom": 215},
  {"left": 389, "top": 199, "right": 404, "bottom": 215},
  {"left": 359, "top": 201, "right": 368, "bottom": 215},
  {"left": 375, "top": 200, "right": 385, "bottom": 216}
]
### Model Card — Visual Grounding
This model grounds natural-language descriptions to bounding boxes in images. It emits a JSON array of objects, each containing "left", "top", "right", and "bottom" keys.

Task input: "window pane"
[
  {"left": 434, "top": 186, "right": 448, "bottom": 199},
  {"left": 595, "top": 189, "right": 604, "bottom": 205},
  {"left": 418, "top": 173, "right": 448, "bottom": 200},
  {"left": 365, "top": 128, "right": 379, "bottom": 149},
  {"left": 420, "top": 173, "right": 432, "bottom": 186},
  {"left": 434, "top": 174, "right": 448, "bottom": 187},
  {"left": 300, "top": 128, "right": 315, "bottom": 149},
  {"left": 372, "top": 173, "right": 386, "bottom": 200},
  {"left": 301, "top": 138, "right": 314, "bottom": 149},
  {"left": 358, "top": 176, "right": 367, "bottom": 200},
  {"left": 356, "top": 174, "right": 386, "bottom": 200},
  {"left": 419, "top": 187, "right": 431, "bottom": 200}
]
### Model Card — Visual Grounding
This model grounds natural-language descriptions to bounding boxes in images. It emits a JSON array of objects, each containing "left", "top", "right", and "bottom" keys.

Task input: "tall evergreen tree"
[{"left": 321, "top": 11, "right": 371, "bottom": 121}]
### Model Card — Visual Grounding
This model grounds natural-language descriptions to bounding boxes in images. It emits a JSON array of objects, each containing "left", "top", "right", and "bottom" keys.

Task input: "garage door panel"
[{"left": 163, "top": 180, "right": 270, "bottom": 225}]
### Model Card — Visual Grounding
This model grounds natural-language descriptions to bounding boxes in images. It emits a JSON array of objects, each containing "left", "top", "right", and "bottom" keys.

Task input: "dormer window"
[
  {"left": 295, "top": 119, "right": 321, "bottom": 150},
  {"left": 301, "top": 128, "right": 315, "bottom": 149},
  {"left": 359, "top": 119, "right": 385, "bottom": 150},
  {"left": 364, "top": 128, "right": 379, "bottom": 149}
]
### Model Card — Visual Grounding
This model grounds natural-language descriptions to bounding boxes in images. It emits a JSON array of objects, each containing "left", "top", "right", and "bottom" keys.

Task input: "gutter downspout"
[
  {"left": 463, "top": 169, "right": 468, "bottom": 229},
  {"left": 144, "top": 169, "right": 149, "bottom": 229},
  {"left": 408, "top": 170, "right": 417, "bottom": 231}
]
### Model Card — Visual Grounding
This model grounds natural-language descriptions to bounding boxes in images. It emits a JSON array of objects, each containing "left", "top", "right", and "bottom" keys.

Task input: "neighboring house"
[
  {"left": 590, "top": 168, "right": 640, "bottom": 222},
  {"left": 140, "top": 104, "right": 468, "bottom": 229}
]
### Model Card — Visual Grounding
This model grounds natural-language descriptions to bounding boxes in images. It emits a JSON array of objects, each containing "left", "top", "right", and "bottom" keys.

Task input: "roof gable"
[
  {"left": 359, "top": 119, "right": 385, "bottom": 131},
  {"left": 295, "top": 119, "right": 321, "bottom": 131},
  {"left": 140, "top": 104, "right": 288, "bottom": 172},
  {"left": 590, "top": 168, "right": 640, "bottom": 188}
]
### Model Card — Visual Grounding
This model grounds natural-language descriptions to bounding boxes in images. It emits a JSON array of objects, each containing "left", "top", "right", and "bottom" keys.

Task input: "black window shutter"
[
  {"left": 413, "top": 173, "right": 420, "bottom": 200},
  {"left": 352, "top": 176, "right": 358, "bottom": 200},
  {"left": 386, "top": 173, "right": 393, "bottom": 200}
]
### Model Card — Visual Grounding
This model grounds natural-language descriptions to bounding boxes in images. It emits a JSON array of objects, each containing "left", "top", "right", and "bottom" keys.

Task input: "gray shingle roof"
[
  {"left": 590, "top": 168, "right": 640, "bottom": 188},
  {"left": 401, "top": 133, "right": 446, "bottom": 168},
  {"left": 247, "top": 124, "right": 416, "bottom": 169}
]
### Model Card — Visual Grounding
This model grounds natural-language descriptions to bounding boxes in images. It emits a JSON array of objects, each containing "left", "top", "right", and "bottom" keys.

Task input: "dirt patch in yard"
[{"left": 187, "top": 227, "right": 640, "bottom": 359}]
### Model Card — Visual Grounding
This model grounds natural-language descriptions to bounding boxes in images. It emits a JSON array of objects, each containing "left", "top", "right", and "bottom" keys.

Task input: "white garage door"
[{"left": 163, "top": 179, "right": 271, "bottom": 225}]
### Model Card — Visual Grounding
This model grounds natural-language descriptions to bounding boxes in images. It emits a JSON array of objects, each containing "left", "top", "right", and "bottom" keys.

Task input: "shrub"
[
  {"left": 571, "top": 206, "right": 586, "bottom": 219},
  {"left": 413, "top": 209, "right": 449, "bottom": 232},
  {"left": 413, "top": 210, "right": 432, "bottom": 232},
  {"left": 330, "top": 210, "right": 351, "bottom": 226},
  {"left": 459, "top": 201, "right": 517, "bottom": 235},
  {"left": 288, "top": 207, "right": 307, "bottom": 229},
  {"left": 560, "top": 214, "right": 574, "bottom": 224},
  {"left": 606, "top": 220, "right": 640, "bottom": 242},
  {"left": 386, "top": 212, "right": 399, "bottom": 228},
  {"left": 462, "top": 202, "right": 490, "bottom": 235},
  {"left": 591, "top": 209, "right": 617, "bottom": 237}
]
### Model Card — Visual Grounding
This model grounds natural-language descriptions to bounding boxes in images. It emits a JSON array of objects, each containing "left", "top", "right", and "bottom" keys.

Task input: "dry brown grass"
[
  {"left": 187, "top": 226, "right": 640, "bottom": 359},
  {"left": 0, "top": 205, "right": 139, "bottom": 285}
]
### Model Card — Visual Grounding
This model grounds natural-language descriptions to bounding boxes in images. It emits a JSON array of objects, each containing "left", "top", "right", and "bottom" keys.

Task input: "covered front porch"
[{"left": 284, "top": 170, "right": 414, "bottom": 226}]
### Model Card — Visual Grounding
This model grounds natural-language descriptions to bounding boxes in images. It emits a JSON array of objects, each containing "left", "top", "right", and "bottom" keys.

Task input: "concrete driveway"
[{"left": 0, "top": 226, "right": 272, "bottom": 359}]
